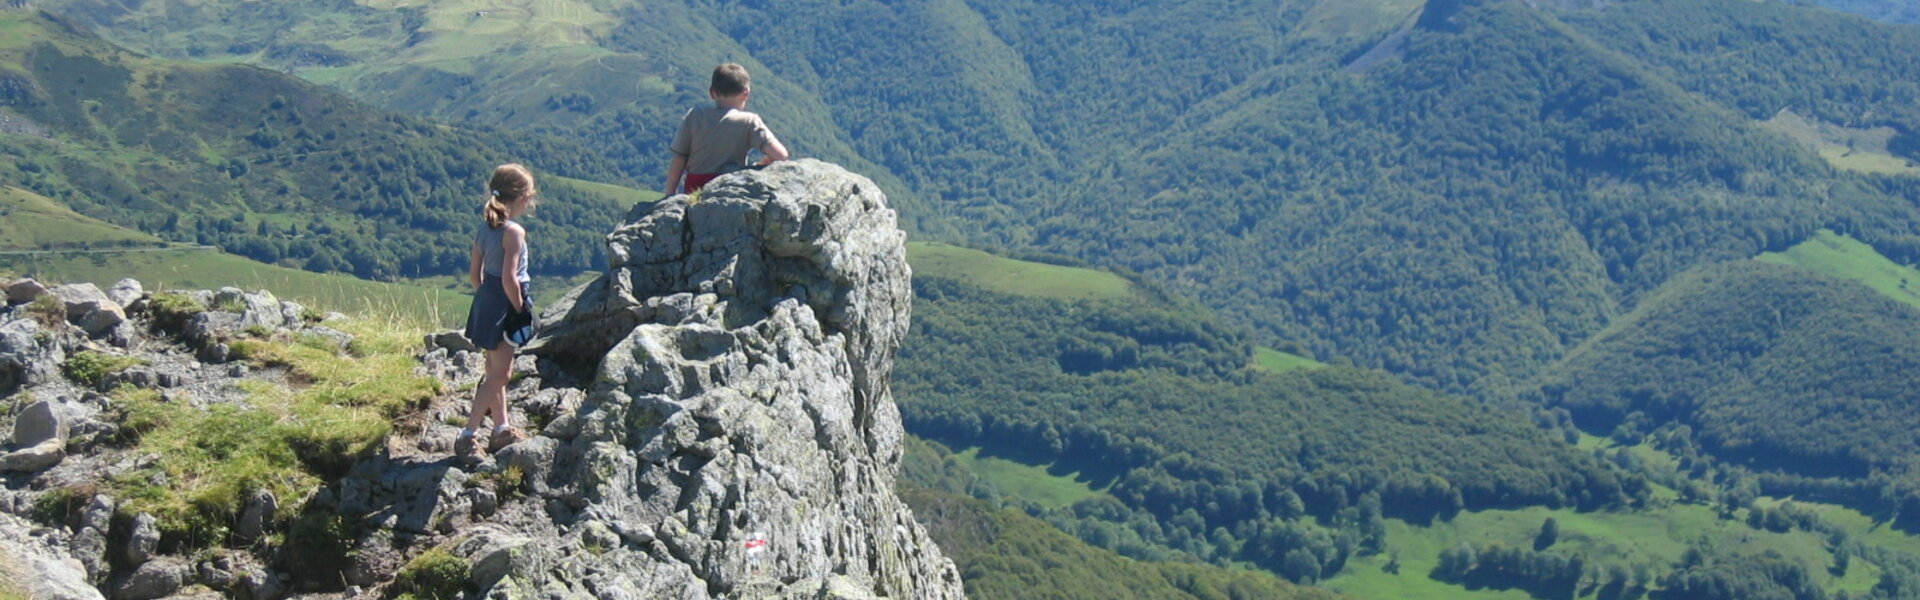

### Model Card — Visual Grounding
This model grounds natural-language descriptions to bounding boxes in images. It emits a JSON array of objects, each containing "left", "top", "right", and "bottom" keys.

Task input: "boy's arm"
[
  {"left": 759, "top": 137, "right": 789, "bottom": 165},
  {"left": 663, "top": 155, "right": 688, "bottom": 196}
]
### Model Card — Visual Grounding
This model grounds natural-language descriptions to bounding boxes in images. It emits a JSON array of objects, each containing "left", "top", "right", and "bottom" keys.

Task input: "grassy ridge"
[
  {"left": 0, "top": 249, "right": 469, "bottom": 327},
  {"left": 0, "top": 186, "right": 163, "bottom": 249},
  {"left": 950, "top": 446, "right": 1108, "bottom": 510},
  {"left": 1253, "top": 346, "right": 1324, "bottom": 372},
  {"left": 907, "top": 242, "right": 1138, "bottom": 302},
  {"left": 1758, "top": 229, "right": 1920, "bottom": 311}
]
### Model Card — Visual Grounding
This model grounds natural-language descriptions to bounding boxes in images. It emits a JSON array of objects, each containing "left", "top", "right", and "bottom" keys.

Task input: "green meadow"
[
  {"left": 1758, "top": 229, "right": 1920, "bottom": 311},
  {"left": 0, "top": 186, "right": 163, "bottom": 250},
  {"left": 950, "top": 446, "right": 1109, "bottom": 510},
  {"left": 1254, "top": 346, "right": 1325, "bottom": 372},
  {"left": 906, "top": 241, "right": 1138, "bottom": 302},
  {"left": 1, "top": 249, "right": 469, "bottom": 327}
]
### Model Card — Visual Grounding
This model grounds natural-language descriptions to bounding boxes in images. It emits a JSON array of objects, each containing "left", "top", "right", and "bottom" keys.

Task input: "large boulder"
[
  {"left": 50, "top": 284, "right": 125, "bottom": 336},
  {"left": 511, "top": 160, "right": 960, "bottom": 599},
  {"left": 4, "top": 278, "right": 49, "bottom": 305}
]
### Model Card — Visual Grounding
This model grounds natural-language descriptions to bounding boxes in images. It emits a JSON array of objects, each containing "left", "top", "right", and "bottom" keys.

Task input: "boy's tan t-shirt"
[{"left": 670, "top": 106, "right": 779, "bottom": 174}]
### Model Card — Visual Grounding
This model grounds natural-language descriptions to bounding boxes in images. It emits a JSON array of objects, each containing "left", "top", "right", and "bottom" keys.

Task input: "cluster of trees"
[{"left": 1432, "top": 542, "right": 1587, "bottom": 599}]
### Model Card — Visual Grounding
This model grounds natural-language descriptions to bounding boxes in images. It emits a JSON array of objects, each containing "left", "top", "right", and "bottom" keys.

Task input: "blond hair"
[{"left": 482, "top": 163, "right": 537, "bottom": 229}]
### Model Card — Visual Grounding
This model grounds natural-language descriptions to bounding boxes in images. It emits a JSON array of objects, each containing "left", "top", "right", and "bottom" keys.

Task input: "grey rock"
[
  {"left": 499, "top": 161, "right": 960, "bottom": 599},
  {"left": 240, "top": 569, "right": 285, "bottom": 600},
  {"left": 493, "top": 435, "right": 557, "bottom": 496},
  {"left": 299, "top": 326, "right": 354, "bottom": 352},
  {"left": 81, "top": 495, "right": 114, "bottom": 533},
  {"left": 468, "top": 487, "right": 498, "bottom": 518},
  {"left": 112, "top": 557, "right": 186, "bottom": 600},
  {"left": 51, "top": 283, "right": 125, "bottom": 335},
  {"left": 71, "top": 526, "right": 109, "bottom": 583},
  {"left": 12, "top": 399, "right": 67, "bottom": 446},
  {"left": 0, "top": 438, "right": 64, "bottom": 472},
  {"left": 78, "top": 307, "right": 126, "bottom": 337},
  {"left": 106, "top": 278, "right": 144, "bottom": 308},
  {"left": 235, "top": 490, "right": 277, "bottom": 542},
  {"left": 5, "top": 278, "right": 49, "bottom": 304},
  {"left": 461, "top": 531, "right": 552, "bottom": 591},
  {"left": 0, "top": 513, "right": 104, "bottom": 600},
  {"left": 196, "top": 561, "right": 236, "bottom": 591},
  {"left": 125, "top": 512, "right": 159, "bottom": 567},
  {"left": 428, "top": 330, "right": 479, "bottom": 353}
]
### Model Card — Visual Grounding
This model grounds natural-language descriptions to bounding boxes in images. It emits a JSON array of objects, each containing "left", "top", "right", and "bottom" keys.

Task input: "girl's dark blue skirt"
[{"left": 465, "top": 275, "right": 529, "bottom": 350}]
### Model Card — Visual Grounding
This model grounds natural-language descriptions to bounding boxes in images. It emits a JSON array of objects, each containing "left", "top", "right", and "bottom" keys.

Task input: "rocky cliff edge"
[{"left": 0, "top": 159, "right": 963, "bottom": 600}]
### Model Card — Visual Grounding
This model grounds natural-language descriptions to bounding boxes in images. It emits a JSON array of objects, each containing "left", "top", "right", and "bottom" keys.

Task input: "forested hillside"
[
  {"left": 897, "top": 268, "right": 1646, "bottom": 583},
  {"left": 1538, "top": 260, "right": 1920, "bottom": 521},
  {"left": 0, "top": 11, "right": 635, "bottom": 280},
  {"left": 16, "top": 0, "right": 1920, "bottom": 597},
  {"left": 41, "top": 0, "right": 1920, "bottom": 395}
]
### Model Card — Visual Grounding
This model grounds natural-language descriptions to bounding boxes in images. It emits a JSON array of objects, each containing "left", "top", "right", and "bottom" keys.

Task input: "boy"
[{"left": 663, "top": 63, "right": 789, "bottom": 195}]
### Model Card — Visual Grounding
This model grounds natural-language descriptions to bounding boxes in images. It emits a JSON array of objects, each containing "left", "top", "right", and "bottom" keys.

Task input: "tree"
[{"left": 1535, "top": 517, "right": 1560, "bottom": 551}]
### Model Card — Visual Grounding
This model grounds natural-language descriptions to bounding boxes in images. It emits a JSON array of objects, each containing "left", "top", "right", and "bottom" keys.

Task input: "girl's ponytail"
[
  {"left": 482, "top": 164, "right": 537, "bottom": 229},
  {"left": 483, "top": 191, "right": 511, "bottom": 229}
]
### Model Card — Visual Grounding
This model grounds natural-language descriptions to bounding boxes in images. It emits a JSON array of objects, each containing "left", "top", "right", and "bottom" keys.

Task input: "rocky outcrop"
[
  {"left": 490, "top": 159, "right": 959, "bottom": 598},
  {"left": 0, "top": 160, "right": 961, "bottom": 599}
]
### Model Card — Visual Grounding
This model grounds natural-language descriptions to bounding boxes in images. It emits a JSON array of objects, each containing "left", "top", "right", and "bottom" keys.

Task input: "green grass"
[
  {"left": 1, "top": 248, "right": 469, "bottom": 327},
  {"left": 0, "top": 186, "right": 164, "bottom": 250},
  {"left": 1327, "top": 502, "right": 1857, "bottom": 600},
  {"left": 951, "top": 446, "right": 1107, "bottom": 510},
  {"left": 1253, "top": 346, "right": 1324, "bottom": 372},
  {"left": 1757, "top": 229, "right": 1920, "bottom": 311},
  {"left": 1759, "top": 110, "right": 1920, "bottom": 176},
  {"left": 907, "top": 242, "right": 1138, "bottom": 302},
  {"left": 110, "top": 312, "right": 440, "bottom": 548},
  {"left": 548, "top": 175, "right": 660, "bottom": 207}
]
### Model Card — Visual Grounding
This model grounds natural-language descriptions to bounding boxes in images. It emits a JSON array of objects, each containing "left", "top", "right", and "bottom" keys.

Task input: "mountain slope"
[
  {"left": 37, "top": 0, "right": 1920, "bottom": 395},
  {"left": 0, "top": 10, "right": 635, "bottom": 280},
  {"left": 1538, "top": 260, "right": 1920, "bottom": 507}
]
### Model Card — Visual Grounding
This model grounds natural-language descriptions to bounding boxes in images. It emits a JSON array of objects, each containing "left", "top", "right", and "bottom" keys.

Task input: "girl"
[{"left": 458, "top": 163, "right": 537, "bottom": 458}]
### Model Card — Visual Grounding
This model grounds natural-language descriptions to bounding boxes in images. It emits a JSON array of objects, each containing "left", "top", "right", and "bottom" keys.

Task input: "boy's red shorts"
[{"left": 684, "top": 172, "right": 720, "bottom": 193}]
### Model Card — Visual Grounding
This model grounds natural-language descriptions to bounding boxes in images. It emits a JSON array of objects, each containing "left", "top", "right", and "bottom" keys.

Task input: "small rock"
[
  {"left": 428, "top": 330, "right": 479, "bottom": 353},
  {"left": 235, "top": 490, "right": 276, "bottom": 542},
  {"left": 12, "top": 399, "right": 67, "bottom": 446},
  {"left": 581, "top": 520, "right": 620, "bottom": 550},
  {"left": 196, "top": 561, "right": 236, "bottom": 591},
  {"left": 611, "top": 521, "right": 655, "bottom": 546},
  {"left": 70, "top": 526, "right": 108, "bottom": 583},
  {"left": 5, "top": 278, "right": 49, "bottom": 305},
  {"left": 112, "top": 557, "right": 186, "bottom": 600},
  {"left": 468, "top": 488, "right": 498, "bottom": 518},
  {"left": 155, "top": 372, "right": 184, "bottom": 388},
  {"left": 0, "top": 439, "right": 64, "bottom": 472},
  {"left": 78, "top": 307, "right": 126, "bottom": 337},
  {"left": 493, "top": 436, "right": 557, "bottom": 495},
  {"left": 321, "top": 312, "right": 348, "bottom": 323},
  {"left": 81, "top": 495, "right": 114, "bottom": 532},
  {"left": 300, "top": 326, "right": 354, "bottom": 352},
  {"left": 125, "top": 512, "right": 159, "bottom": 567},
  {"left": 228, "top": 364, "right": 249, "bottom": 378},
  {"left": 105, "top": 279, "right": 144, "bottom": 308},
  {"left": 240, "top": 570, "right": 284, "bottom": 600}
]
